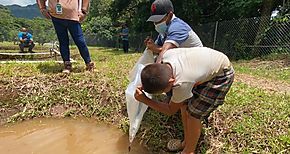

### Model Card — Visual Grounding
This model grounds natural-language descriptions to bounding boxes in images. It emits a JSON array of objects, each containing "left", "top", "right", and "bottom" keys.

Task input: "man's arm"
[
  {"left": 18, "top": 33, "right": 23, "bottom": 42},
  {"left": 82, "top": 0, "right": 90, "bottom": 14},
  {"left": 134, "top": 87, "right": 184, "bottom": 115},
  {"left": 29, "top": 34, "right": 33, "bottom": 42},
  {"left": 79, "top": 0, "right": 90, "bottom": 22},
  {"left": 18, "top": 33, "right": 27, "bottom": 42},
  {"left": 156, "top": 42, "right": 177, "bottom": 63},
  {"left": 36, "top": 0, "right": 46, "bottom": 9},
  {"left": 36, "top": 0, "right": 51, "bottom": 19}
]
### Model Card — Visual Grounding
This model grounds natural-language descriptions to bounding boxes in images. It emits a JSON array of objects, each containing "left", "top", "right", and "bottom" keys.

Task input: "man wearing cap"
[
  {"left": 144, "top": 0, "right": 203, "bottom": 153},
  {"left": 145, "top": 0, "right": 203, "bottom": 62}
]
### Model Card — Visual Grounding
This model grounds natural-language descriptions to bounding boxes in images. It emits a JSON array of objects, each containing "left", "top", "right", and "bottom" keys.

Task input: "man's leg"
[
  {"left": 125, "top": 40, "right": 129, "bottom": 53},
  {"left": 28, "top": 42, "right": 35, "bottom": 52},
  {"left": 122, "top": 40, "right": 128, "bottom": 53},
  {"left": 180, "top": 105, "right": 188, "bottom": 148},
  {"left": 51, "top": 17, "right": 70, "bottom": 62},
  {"left": 182, "top": 111, "right": 202, "bottom": 154},
  {"left": 19, "top": 43, "right": 24, "bottom": 52},
  {"left": 68, "top": 21, "right": 91, "bottom": 64}
]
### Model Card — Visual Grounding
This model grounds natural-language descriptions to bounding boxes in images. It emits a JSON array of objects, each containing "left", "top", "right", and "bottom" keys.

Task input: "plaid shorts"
[{"left": 186, "top": 67, "right": 234, "bottom": 119}]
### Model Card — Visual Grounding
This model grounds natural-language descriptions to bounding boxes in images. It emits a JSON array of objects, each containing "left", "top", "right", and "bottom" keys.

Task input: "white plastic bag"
[
  {"left": 128, "top": 48, "right": 154, "bottom": 82},
  {"left": 125, "top": 64, "right": 152, "bottom": 149}
]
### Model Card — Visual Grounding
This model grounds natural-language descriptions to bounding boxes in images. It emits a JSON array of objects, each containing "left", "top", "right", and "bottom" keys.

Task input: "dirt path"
[{"left": 235, "top": 73, "right": 290, "bottom": 95}]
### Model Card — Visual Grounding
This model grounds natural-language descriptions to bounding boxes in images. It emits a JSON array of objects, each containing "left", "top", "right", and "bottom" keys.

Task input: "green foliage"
[
  {"left": 5, "top": 4, "right": 42, "bottom": 19},
  {"left": 109, "top": 0, "right": 153, "bottom": 32},
  {"left": 97, "top": 0, "right": 284, "bottom": 34},
  {"left": 173, "top": 0, "right": 201, "bottom": 25},
  {"left": 30, "top": 18, "right": 56, "bottom": 45},
  {"left": 84, "top": 16, "right": 116, "bottom": 40},
  {"left": 88, "top": 0, "right": 113, "bottom": 19},
  {"left": 0, "top": 6, "right": 55, "bottom": 44},
  {"left": 0, "top": 7, "right": 17, "bottom": 41}
]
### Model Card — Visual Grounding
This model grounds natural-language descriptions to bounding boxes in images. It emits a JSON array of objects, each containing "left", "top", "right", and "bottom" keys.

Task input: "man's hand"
[
  {"left": 40, "top": 8, "right": 51, "bottom": 19},
  {"left": 144, "top": 36, "right": 152, "bottom": 45},
  {"left": 146, "top": 39, "right": 156, "bottom": 50},
  {"left": 144, "top": 37, "right": 162, "bottom": 53},
  {"left": 144, "top": 37, "right": 154, "bottom": 48},
  {"left": 134, "top": 86, "right": 148, "bottom": 103},
  {"left": 20, "top": 38, "right": 27, "bottom": 42},
  {"left": 78, "top": 11, "right": 87, "bottom": 23}
]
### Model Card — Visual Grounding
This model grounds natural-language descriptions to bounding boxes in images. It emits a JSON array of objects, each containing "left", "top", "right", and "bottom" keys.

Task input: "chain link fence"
[
  {"left": 195, "top": 16, "right": 290, "bottom": 60},
  {"left": 83, "top": 31, "right": 156, "bottom": 52},
  {"left": 3, "top": 15, "right": 287, "bottom": 60},
  {"left": 82, "top": 16, "right": 289, "bottom": 60}
]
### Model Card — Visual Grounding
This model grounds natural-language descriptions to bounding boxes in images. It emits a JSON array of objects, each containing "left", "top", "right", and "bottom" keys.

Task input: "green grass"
[
  {"left": 219, "top": 82, "right": 289, "bottom": 153},
  {"left": 0, "top": 46, "right": 289, "bottom": 153},
  {"left": 0, "top": 41, "right": 17, "bottom": 47},
  {"left": 0, "top": 41, "right": 52, "bottom": 51},
  {"left": 233, "top": 53, "right": 290, "bottom": 83}
]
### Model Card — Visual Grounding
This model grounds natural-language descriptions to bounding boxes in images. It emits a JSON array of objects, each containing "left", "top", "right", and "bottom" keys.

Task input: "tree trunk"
[{"left": 253, "top": 0, "right": 274, "bottom": 56}]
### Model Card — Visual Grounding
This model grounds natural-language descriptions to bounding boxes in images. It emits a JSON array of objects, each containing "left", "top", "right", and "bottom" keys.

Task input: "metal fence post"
[{"left": 213, "top": 21, "right": 219, "bottom": 49}]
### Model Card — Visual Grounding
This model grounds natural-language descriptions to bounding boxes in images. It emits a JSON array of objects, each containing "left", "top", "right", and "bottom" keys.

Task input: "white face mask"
[{"left": 155, "top": 21, "right": 168, "bottom": 34}]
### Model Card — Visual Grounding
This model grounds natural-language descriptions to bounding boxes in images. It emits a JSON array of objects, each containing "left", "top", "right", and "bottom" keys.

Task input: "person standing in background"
[
  {"left": 36, "top": 0, "right": 94, "bottom": 73},
  {"left": 120, "top": 23, "right": 129, "bottom": 53}
]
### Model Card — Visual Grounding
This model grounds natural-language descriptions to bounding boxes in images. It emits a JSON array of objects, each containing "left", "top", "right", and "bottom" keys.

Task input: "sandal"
[{"left": 167, "top": 139, "right": 184, "bottom": 152}]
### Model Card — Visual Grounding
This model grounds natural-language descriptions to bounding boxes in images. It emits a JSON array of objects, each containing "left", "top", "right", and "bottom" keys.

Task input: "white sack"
[
  {"left": 128, "top": 48, "right": 154, "bottom": 82},
  {"left": 126, "top": 49, "right": 154, "bottom": 145},
  {"left": 125, "top": 64, "right": 151, "bottom": 144}
]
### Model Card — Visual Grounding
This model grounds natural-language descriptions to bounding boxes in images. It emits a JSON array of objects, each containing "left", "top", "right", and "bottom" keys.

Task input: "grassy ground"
[
  {"left": 0, "top": 46, "right": 289, "bottom": 153},
  {"left": 0, "top": 41, "right": 53, "bottom": 51},
  {"left": 233, "top": 53, "right": 290, "bottom": 84}
]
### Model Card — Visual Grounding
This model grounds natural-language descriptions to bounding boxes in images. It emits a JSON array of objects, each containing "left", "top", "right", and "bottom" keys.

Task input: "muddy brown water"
[{"left": 0, "top": 118, "right": 149, "bottom": 154}]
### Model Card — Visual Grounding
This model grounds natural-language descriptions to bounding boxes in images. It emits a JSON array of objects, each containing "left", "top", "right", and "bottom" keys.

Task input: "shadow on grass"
[{"left": 37, "top": 63, "right": 85, "bottom": 74}]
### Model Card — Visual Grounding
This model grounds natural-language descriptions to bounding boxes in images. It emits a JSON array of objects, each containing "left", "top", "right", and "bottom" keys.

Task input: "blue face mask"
[{"left": 155, "top": 21, "right": 168, "bottom": 34}]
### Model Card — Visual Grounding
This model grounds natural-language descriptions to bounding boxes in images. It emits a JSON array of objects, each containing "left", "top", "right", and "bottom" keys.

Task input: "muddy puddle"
[{"left": 0, "top": 118, "right": 149, "bottom": 154}]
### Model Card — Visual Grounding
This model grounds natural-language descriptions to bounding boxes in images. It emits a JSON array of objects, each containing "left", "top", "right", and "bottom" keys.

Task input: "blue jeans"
[{"left": 51, "top": 17, "right": 91, "bottom": 64}]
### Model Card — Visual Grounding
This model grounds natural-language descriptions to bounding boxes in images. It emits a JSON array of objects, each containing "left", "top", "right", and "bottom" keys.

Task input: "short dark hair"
[{"left": 141, "top": 63, "right": 171, "bottom": 94}]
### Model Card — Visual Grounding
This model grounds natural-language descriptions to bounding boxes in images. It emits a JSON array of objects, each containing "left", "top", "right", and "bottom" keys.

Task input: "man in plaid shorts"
[{"left": 134, "top": 47, "right": 234, "bottom": 154}]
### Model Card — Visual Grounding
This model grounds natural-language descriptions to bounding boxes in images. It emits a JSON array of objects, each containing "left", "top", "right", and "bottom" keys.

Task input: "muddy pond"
[{"left": 0, "top": 118, "right": 148, "bottom": 154}]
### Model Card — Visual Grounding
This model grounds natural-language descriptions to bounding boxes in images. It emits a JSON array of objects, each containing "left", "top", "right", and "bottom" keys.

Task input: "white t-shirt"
[{"left": 162, "top": 47, "right": 231, "bottom": 103}]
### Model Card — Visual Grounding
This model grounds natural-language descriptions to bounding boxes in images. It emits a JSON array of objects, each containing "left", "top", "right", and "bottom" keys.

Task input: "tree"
[
  {"left": 0, "top": 6, "right": 17, "bottom": 41},
  {"left": 30, "top": 18, "right": 56, "bottom": 45}
]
